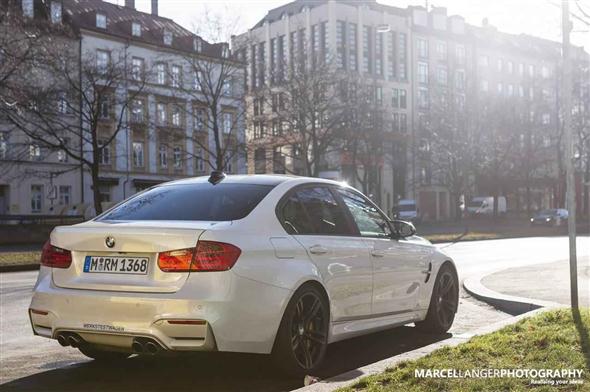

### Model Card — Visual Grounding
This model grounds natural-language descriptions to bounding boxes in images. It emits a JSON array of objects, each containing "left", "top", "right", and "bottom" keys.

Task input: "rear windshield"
[{"left": 98, "top": 183, "right": 274, "bottom": 221}]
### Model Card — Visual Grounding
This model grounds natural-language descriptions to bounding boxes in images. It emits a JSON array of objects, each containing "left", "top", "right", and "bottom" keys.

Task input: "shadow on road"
[{"left": 1, "top": 326, "right": 448, "bottom": 391}]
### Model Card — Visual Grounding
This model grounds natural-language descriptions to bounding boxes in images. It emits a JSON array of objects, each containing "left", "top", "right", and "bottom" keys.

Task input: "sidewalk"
[{"left": 481, "top": 259, "right": 590, "bottom": 307}]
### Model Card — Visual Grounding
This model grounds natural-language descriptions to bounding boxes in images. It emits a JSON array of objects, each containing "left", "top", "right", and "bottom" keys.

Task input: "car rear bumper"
[{"left": 29, "top": 267, "right": 292, "bottom": 354}]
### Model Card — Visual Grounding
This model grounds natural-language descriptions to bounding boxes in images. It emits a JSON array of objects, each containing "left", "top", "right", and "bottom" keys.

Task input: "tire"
[
  {"left": 415, "top": 264, "right": 458, "bottom": 334},
  {"left": 272, "top": 284, "right": 329, "bottom": 377},
  {"left": 78, "top": 345, "right": 131, "bottom": 361}
]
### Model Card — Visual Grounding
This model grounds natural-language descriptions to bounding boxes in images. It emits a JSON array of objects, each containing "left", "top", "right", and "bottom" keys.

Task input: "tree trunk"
[{"left": 90, "top": 164, "right": 102, "bottom": 216}]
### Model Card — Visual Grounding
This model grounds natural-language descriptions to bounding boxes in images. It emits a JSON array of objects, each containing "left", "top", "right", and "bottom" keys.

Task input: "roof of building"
[{"left": 63, "top": 0, "right": 227, "bottom": 58}]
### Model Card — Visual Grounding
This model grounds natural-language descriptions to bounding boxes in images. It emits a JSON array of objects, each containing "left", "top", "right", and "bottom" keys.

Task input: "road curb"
[
  {"left": 463, "top": 272, "right": 562, "bottom": 315},
  {"left": 291, "top": 308, "right": 549, "bottom": 392}
]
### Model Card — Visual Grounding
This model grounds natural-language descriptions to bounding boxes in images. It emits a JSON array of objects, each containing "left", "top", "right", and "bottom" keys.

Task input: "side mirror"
[{"left": 391, "top": 220, "right": 416, "bottom": 238}]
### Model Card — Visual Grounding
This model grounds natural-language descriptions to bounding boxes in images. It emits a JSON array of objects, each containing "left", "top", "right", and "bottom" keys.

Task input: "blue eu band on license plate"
[{"left": 83, "top": 256, "right": 149, "bottom": 275}]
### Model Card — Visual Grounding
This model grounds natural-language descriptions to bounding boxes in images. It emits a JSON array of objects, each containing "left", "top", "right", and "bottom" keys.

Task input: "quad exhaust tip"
[{"left": 131, "top": 338, "right": 163, "bottom": 355}]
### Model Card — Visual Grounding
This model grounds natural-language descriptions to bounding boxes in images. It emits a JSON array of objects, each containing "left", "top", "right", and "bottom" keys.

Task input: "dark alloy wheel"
[
  {"left": 415, "top": 264, "right": 458, "bottom": 334},
  {"left": 273, "top": 285, "right": 329, "bottom": 377}
]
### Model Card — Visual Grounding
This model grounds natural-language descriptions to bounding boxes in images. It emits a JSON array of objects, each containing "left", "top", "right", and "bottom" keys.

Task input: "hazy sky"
[{"left": 113, "top": 0, "right": 589, "bottom": 47}]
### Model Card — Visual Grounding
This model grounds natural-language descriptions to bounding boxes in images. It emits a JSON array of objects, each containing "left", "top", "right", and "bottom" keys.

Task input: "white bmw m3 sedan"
[{"left": 29, "top": 174, "right": 458, "bottom": 376}]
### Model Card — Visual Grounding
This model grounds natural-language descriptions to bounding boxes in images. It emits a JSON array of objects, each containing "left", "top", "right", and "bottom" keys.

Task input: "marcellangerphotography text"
[{"left": 414, "top": 368, "right": 585, "bottom": 386}]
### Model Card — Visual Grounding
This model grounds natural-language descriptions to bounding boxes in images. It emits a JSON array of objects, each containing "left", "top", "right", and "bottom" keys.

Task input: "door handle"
[
  {"left": 309, "top": 245, "right": 328, "bottom": 255},
  {"left": 371, "top": 250, "right": 385, "bottom": 258}
]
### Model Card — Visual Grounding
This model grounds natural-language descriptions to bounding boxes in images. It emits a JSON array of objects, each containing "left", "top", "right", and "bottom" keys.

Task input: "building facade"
[
  {"left": 0, "top": 0, "right": 246, "bottom": 216},
  {"left": 236, "top": 0, "right": 589, "bottom": 220}
]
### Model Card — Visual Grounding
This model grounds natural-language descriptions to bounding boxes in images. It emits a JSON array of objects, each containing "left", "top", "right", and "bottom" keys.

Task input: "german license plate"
[{"left": 83, "top": 256, "right": 149, "bottom": 275}]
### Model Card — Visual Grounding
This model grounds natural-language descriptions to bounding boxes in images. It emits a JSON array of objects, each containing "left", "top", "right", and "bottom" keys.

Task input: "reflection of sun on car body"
[
  {"left": 29, "top": 173, "right": 458, "bottom": 376},
  {"left": 530, "top": 209, "right": 568, "bottom": 226}
]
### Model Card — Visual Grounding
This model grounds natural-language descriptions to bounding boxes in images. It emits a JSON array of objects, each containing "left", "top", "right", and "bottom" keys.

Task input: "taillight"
[
  {"left": 158, "top": 241, "right": 241, "bottom": 272},
  {"left": 40, "top": 240, "right": 72, "bottom": 269}
]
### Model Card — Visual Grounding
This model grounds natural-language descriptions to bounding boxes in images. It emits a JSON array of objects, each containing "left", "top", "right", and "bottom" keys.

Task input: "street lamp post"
[{"left": 562, "top": 0, "right": 578, "bottom": 309}]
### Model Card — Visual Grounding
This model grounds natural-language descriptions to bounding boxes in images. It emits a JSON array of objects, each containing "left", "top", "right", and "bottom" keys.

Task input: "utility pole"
[{"left": 562, "top": 0, "right": 578, "bottom": 309}]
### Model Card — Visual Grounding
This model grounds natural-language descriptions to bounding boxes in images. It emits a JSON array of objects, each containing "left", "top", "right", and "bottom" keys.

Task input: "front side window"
[
  {"left": 336, "top": 189, "right": 392, "bottom": 238},
  {"left": 100, "top": 183, "right": 275, "bottom": 221},
  {"left": 280, "top": 186, "right": 354, "bottom": 236}
]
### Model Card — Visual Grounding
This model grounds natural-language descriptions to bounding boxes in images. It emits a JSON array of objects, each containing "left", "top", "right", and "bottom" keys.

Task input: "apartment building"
[
  {"left": 0, "top": 0, "right": 246, "bottom": 215},
  {"left": 236, "top": 0, "right": 589, "bottom": 219}
]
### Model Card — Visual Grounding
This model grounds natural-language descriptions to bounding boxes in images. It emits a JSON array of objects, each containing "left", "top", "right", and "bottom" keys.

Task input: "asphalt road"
[{"left": 1, "top": 236, "right": 588, "bottom": 391}]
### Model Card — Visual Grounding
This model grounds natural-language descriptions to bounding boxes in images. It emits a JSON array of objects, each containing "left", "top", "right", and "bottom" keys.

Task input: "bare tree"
[{"left": 1, "top": 33, "right": 148, "bottom": 214}]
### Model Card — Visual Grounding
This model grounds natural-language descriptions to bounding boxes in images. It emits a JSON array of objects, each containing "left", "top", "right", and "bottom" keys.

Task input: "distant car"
[
  {"left": 530, "top": 209, "right": 568, "bottom": 226},
  {"left": 466, "top": 196, "right": 507, "bottom": 216},
  {"left": 393, "top": 199, "right": 421, "bottom": 223},
  {"left": 29, "top": 174, "right": 458, "bottom": 376}
]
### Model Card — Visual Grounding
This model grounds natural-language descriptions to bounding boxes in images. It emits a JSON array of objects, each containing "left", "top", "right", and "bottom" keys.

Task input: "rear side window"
[
  {"left": 280, "top": 186, "right": 355, "bottom": 236},
  {"left": 99, "top": 183, "right": 274, "bottom": 221}
]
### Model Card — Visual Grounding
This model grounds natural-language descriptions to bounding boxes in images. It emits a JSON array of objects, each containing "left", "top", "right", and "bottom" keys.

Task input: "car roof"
[{"left": 163, "top": 174, "right": 345, "bottom": 187}]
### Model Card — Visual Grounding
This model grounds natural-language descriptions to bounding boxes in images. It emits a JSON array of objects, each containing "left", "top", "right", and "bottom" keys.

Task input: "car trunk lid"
[{"left": 50, "top": 220, "right": 229, "bottom": 293}]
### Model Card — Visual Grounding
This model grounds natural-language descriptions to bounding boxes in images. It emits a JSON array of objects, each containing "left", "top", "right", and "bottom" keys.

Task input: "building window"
[
  {"left": 222, "top": 112, "right": 233, "bottom": 134},
  {"left": 57, "top": 138, "right": 69, "bottom": 162},
  {"left": 96, "top": 50, "right": 110, "bottom": 73},
  {"left": 388, "top": 31, "right": 396, "bottom": 79},
  {"left": 375, "top": 86, "right": 383, "bottom": 105},
  {"left": 22, "top": 0, "right": 33, "bottom": 18},
  {"left": 542, "top": 66, "right": 550, "bottom": 78},
  {"left": 132, "top": 22, "right": 141, "bottom": 37},
  {"left": 455, "top": 69, "right": 465, "bottom": 90},
  {"left": 98, "top": 139, "right": 110, "bottom": 165},
  {"left": 542, "top": 113, "right": 551, "bottom": 125},
  {"left": 436, "top": 41, "right": 447, "bottom": 61},
  {"left": 507, "top": 61, "right": 514, "bottom": 74},
  {"left": 31, "top": 185, "right": 43, "bottom": 213},
  {"left": 398, "top": 33, "right": 407, "bottom": 80},
  {"left": 98, "top": 185, "right": 111, "bottom": 203},
  {"left": 497, "top": 58, "right": 503, "bottom": 72},
  {"left": 478, "top": 55, "right": 488, "bottom": 67},
  {"left": 417, "top": 38, "right": 428, "bottom": 58},
  {"left": 159, "top": 145, "right": 167, "bottom": 168},
  {"left": 50, "top": 1, "right": 62, "bottom": 24},
  {"left": 131, "top": 57, "right": 144, "bottom": 81},
  {"left": 437, "top": 67, "right": 447, "bottom": 85},
  {"left": 400, "top": 113, "right": 407, "bottom": 133},
  {"left": 362, "top": 25, "right": 372, "bottom": 74},
  {"left": 194, "top": 108, "right": 205, "bottom": 131},
  {"left": 400, "top": 89, "right": 407, "bottom": 108},
  {"left": 57, "top": 92, "right": 68, "bottom": 114},
  {"left": 518, "top": 85, "right": 524, "bottom": 97},
  {"left": 156, "top": 63, "right": 166, "bottom": 85},
  {"left": 99, "top": 97, "right": 110, "bottom": 119},
  {"left": 156, "top": 103, "right": 167, "bottom": 125},
  {"left": 173, "top": 146, "right": 182, "bottom": 169},
  {"left": 96, "top": 13, "right": 107, "bottom": 29},
  {"left": 133, "top": 141, "right": 144, "bottom": 168},
  {"left": 0, "top": 132, "right": 7, "bottom": 159},
  {"left": 418, "top": 62, "right": 428, "bottom": 84},
  {"left": 507, "top": 84, "right": 514, "bottom": 96},
  {"left": 29, "top": 142, "right": 41, "bottom": 161},
  {"left": 336, "top": 20, "right": 346, "bottom": 69},
  {"left": 375, "top": 32, "right": 384, "bottom": 76},
  {"left": 348, "top": 23, "right": 358, "bottom": 72},
  {"left": 163, "top": 31, "right": 173, "bottom": 46},
  {"left": 497, "top": 82, "right": 503, "bottom": 95},
  {"left": 480, "top": 80, "right": 489, "bottom": 92},
  {"left": 171, "top": 65, "right": 181, "bottom": 88},
  {"left": 418, "top": 88, "right": 429, "bottom": 109},
  {"left": 193, "top": 37, "right": 202, "bottom": 52},
  {"left": 171, "top": 105, "right": 181, "bottom": 127},
  {"left": 222, "top": 78, "right": 232, "bottom": 96},
  {"left": 58, "top": 186, "right": 71, "bottom": 206},
  {"left": 392, "top": 88, "right": 399, "bottom": 108},
  {"left": 195, "top": 147, "right": 205, "bottom": 173},
  {"left": 193, "top": 71, "right": 203, "bottom": 91},
  {"left": 131, "top": 100, "right": 144, "bottom": 123},
  {"left": 455, "top": 45, "right": 465, "bottom": 64},
  {"left": 528, "top": 64, "right": 534, "bottom": 77}
]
